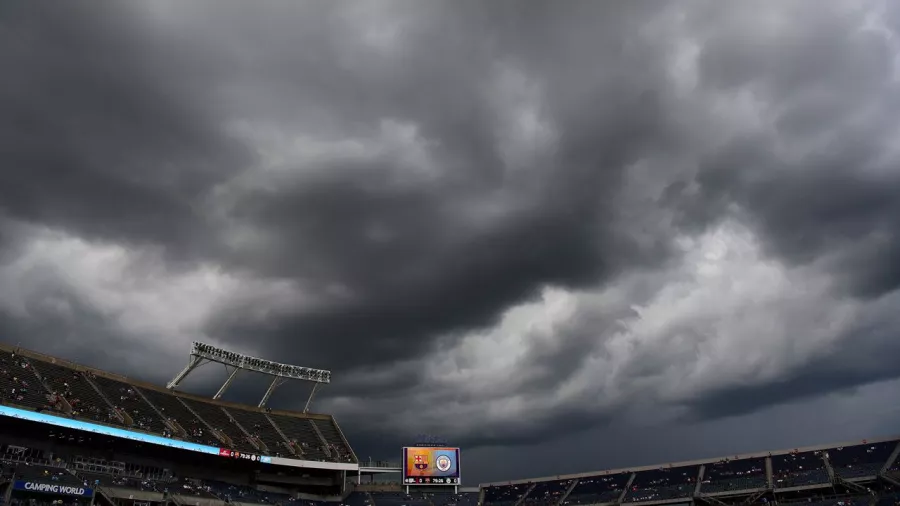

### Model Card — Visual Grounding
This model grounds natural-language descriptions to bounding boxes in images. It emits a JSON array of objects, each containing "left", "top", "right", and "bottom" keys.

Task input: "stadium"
[{"left": 1, "top": 341, "right": 898, "bottom": 506}]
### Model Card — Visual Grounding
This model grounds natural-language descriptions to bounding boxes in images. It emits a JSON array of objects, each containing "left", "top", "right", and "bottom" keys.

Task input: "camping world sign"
[{"left": 14, "top": 481, "right": 94, "bottom": 497}]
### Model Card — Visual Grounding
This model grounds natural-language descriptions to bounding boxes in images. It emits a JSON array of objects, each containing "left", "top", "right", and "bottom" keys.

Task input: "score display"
[{"left": 402, "top": 447, "right": 460, "bottom": 485}]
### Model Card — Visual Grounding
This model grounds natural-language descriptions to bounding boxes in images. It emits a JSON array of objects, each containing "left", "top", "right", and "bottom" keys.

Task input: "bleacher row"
[
  {"left": 0, "top": 349, "right": 355, "bottom": 463},
  {"left": 483, "top": 440, "right": 900, "bottom": 506}
]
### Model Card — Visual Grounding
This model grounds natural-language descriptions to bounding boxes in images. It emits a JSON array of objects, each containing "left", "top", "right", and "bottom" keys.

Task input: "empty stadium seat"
[
  {"left": 311, "top": 418, "right": 355, "bottom": 462},
  {"left": 225, "top": 407, "right": 296, "bottom": 457},
  {"left": 0, "top": 352, "right": 52, "bottom": 411},
  {"left": 89, "top": 375, "right": 167, "bottom": 434},
  {"left": 369, "top": 491, "right": 431, "bottom": 506},
  {"left": 623, "top": 466, "right": 699, "bottom": 503},
  {"left": 828, "top": 441, "right": 897, "bottom": 479},
  {"left": 29, "top": 361, "right": 119, "bottom": 425},
  {"left": 771, "top": 451, "right": 830, "bottom": 488},
  {"left": 700, "top": 457, "right": 768, "bottom": 493},
  {"left": 138, "top": 387, "right": 221, "bottom": 447},
  {"left": 180, "top": 398, "right": 258, "bottom": 452},
  {"left": 521, "top": 479, "right": 574, "bottom": 506},
  {"left": 483, "top": 483, "right": 531, "bottom": 506},
  {"left": 267, "top": 413, "right": 331, "bottom": 461},
  {"left": 562, "top": 472, "right": 631, "bottom": 505}
]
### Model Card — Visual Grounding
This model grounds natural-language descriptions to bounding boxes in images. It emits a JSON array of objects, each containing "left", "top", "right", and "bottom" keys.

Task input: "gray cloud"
[{"left": 1, "top": 0, "right": 900, "bottom": 483}]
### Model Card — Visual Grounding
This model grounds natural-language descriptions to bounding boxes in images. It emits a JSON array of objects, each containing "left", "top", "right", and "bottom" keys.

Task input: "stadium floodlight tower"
[{"left": 167, "top": 341, "right": 331, "bottom": 411}]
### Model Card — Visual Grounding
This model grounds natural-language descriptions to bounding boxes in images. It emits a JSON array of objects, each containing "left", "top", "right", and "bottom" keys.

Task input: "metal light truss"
[{"left": 167, "top": 341, "right": 331, "bottom": 410}]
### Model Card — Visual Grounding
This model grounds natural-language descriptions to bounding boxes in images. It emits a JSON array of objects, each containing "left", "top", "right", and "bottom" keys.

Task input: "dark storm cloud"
[
  {"left": 2, "top": 0, "right": 900, "bottom": 481},
  {"left": 0, "top": 1, "right": 249, "bottom": 255}
]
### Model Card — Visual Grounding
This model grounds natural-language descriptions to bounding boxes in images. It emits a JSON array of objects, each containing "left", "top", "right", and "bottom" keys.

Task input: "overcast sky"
[{"left": 3, "top": 0, "right": 900, "bottom": 484}]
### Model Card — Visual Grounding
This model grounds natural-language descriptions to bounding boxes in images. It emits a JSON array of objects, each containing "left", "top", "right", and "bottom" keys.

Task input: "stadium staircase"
[
  {"left": 882, "top": 442, "right": 900, "bottom": 475},
  {"left": 132, "top": 385, "right": 188, "bottom": 437},
  {"left": 326, "top": 416, "right": 359, "bottom": 462},
  {"left": 80, "top": 372, "right": 133, "bottom": 425},
  {"left": 177, "top": 398, "right": 238, "bottom": 449},
  {"left": 557, "top": 478, "right": 580, "bottom": 506},
  {"left": 222, "top": 407, "right": 283, "bottom": 455},
  {"left": 309, "top": 419, "right": 333, "bottom": 458},
  {"left": 264, "top": 412, "right": 303, "bottom": 457},
  {"left": 515, "top": 483, "right": 536, "bottom": 506},
  {"left": 695, "top": 465, "right": 706, "bottom": 497},
  {"left": 617, "top": 473, "right": 636, "bottom": 503},
  {"left": 216, "top": 406, "right": 266, "bottom": 452}
]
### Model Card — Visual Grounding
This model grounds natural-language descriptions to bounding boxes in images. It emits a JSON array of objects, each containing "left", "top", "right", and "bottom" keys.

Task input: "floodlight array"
[{"left": 191, "top": 341, "right": 331, "bottom": 383}]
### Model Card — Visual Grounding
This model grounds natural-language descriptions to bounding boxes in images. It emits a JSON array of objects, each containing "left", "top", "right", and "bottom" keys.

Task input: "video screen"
[{"left": 402, "top": 447, "right": 460, "bottom": 485}]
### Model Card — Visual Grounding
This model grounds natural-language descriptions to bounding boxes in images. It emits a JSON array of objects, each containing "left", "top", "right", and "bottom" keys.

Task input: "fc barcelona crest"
[{"left": 414, "top": 454, "right": 429, "bottom": 470}]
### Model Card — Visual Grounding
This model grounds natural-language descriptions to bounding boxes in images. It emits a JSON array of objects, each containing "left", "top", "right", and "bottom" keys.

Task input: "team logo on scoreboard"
[
  {"left": 435, "top": 455, "right": 452, "bottom": 472},
  {"left": 414, "top": 454, "right": 429, "bottom": 470}
]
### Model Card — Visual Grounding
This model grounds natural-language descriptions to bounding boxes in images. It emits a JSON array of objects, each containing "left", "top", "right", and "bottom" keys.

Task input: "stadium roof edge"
[
  {"left": 0, "top": 341, "right": 333, "bottom": 419},
  {"left": 478, "top": 433, "right": 900, "bottom": 488}
]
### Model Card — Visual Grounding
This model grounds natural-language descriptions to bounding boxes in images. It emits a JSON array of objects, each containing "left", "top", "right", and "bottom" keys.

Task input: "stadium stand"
[
  {"left": 180, "top": 397, "right": 258, "bottom": 451},
  {"left": 312, "top": 418, "right": 355, "bottom": 463},
  {"left": 137, "top": 386, "right": 223, "bottom": 446},
  {"left": 561, "top": 472, "right": 632, "bottom": 505},
  {"left": 828, "top": 441, "right": 898, "bottom": 479},
  {"left": 28, "top": 360, "right": 119, "bottom": 424},
  {"left": 368, "top": 491, "right": 431, "bottom": 506},
  {"left": 483, "top": 483, "right": 532, "bottom": 506},
  {"left": 521, "top": 478, "right": 574, "bottom": 506},
  {"left": 0, "top": 350, "right": 52, "bottom": 410},
  {"left": 623, "top": 465, "right": 700, "bottom": 503},
  {"left": 771, "top": 451, "right": 830, "bottom": 488},
  {"left": 429, "top": 492, "right": 480, "bottom": 506},
  {"left": 700, "top": 456, "right": 768, "bottom": 493},
  {"left": 268, "top": 412, "right": 332, "bottom": 461},
  {"left": 89, "top": 374, "right": 167, "bottom": 434},
  {"left": 225, "top": 407, "right": 295, "bottom": 457}
]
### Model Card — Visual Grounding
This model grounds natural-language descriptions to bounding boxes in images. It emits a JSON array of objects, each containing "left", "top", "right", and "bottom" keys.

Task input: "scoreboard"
[{"left": 402, "top": 446, "right": 460, "bottom": 485}]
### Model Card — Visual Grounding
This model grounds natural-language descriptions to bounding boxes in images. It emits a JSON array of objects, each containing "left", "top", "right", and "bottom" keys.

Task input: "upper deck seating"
[
  {"left": 430, "top": 492, "right": 479, "bottom": 506},
  {"left": 0, "top": 352, "right": 54, "bottom": 411},
  {"left": 828, "top": 441, "right": 898, "bottom": 479},
  {"left": 267, "top": 413, "right": 330, "bottom": 461},
  {"left": 772, "top": 451, "right": 829, "bottom": 488},
  {"left": 483, "top": 483, "right": 531, "bottom": 506},
  {"left": 312, "top": 418, "right": 354, "bottom": 462},
  {"left": 89, "top": 376, "right": 166, "bottom": 434},
  {"left": 224, "top": 407, "right": 294, "bottom": 457},
  {"left": 623, "top": 466, "right": 700, "bottom": 503},
  {"left": 522, "top": 479, "right": 574, "bottom": 506},
  {"left": 180, "top": 398, "right": 257, "bottom": 452},
  {"left": 29, "top": 362, "right": 116, "bottom": 425},
  {"left": 370, "top": 492, "right": 431, "bottom": 506},
  {"left": 563, "top": 472, "right": 632, "bottom": 505},
  {"left": 700, "top": 457, "right": 768, "bottom": 493},
  {"left": 138, "top": 387, "right": 220, "bottom": 447}
]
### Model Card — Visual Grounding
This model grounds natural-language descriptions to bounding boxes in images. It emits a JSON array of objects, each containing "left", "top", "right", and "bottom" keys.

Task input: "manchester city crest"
[{"left": 436, "top": 455, "right": 452, "bottom": 472}]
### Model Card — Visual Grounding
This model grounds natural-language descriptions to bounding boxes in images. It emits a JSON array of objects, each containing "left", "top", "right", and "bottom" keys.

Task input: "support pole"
[
  {"left": 259, "top": 376, "right": 286, "bottom": 408},
  {"left": 213, "top": 367, "right": 241, "bottom": 400},
  {"left": 303, "top": 382, "right": 320, "bottom": 413},
  {"left": 167, "top": 355, "right": 206, "bottom": 390}
]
